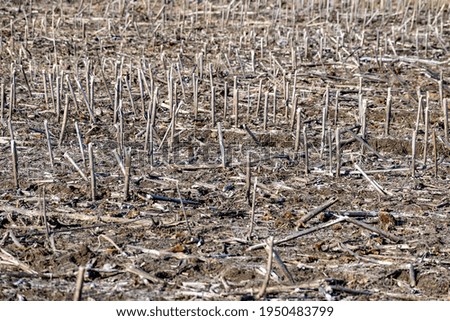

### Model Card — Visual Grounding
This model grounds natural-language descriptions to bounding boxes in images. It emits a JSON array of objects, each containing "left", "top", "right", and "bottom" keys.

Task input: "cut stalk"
[
  {"left": 217, "top": 122, "right": 226, "bottom": 168},
  {"left": 11, "top": 139, "right": 19, "bottom": 189},
  {"left": 44, "top": 120, "right": 54, "bottom": 167},
  {"left": 88, "top": 143, "right": 96, "bottom": 201}
]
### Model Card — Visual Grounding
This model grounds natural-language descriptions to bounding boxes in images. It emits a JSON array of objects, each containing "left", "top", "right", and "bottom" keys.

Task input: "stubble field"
[{"left": 0, "top": 0, "right": 450, "bottom": 300}]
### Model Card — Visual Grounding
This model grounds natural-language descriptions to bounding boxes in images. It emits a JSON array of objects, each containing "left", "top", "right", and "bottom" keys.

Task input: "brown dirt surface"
[{"left": 1, "top": 0, "right": 450, "bottom": 301}]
